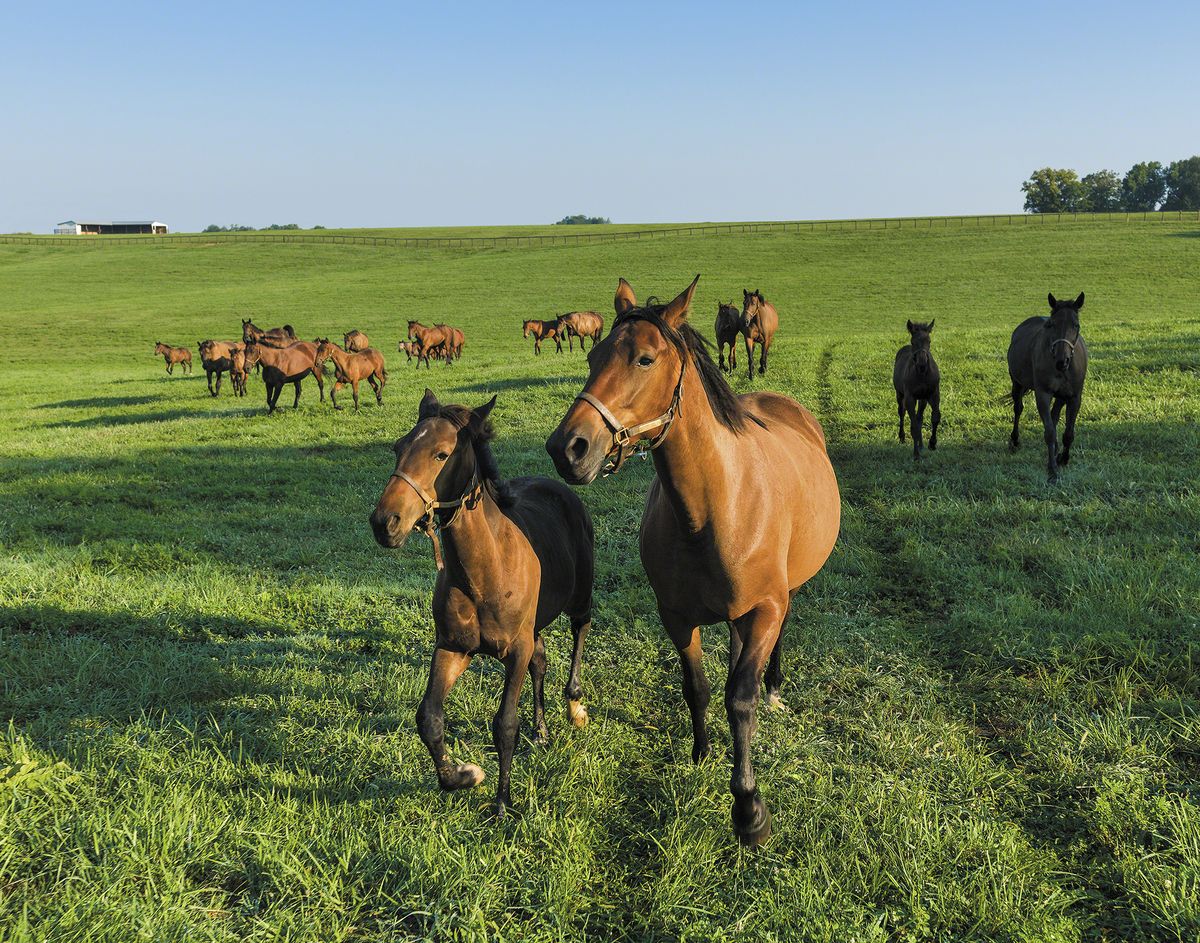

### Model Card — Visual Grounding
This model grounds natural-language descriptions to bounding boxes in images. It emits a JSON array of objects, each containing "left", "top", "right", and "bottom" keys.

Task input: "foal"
[
  {"left": 522, "top": 318, "right": 564, "bottom": 355},
  {"left": 370, "top": 391, "right": 594, "bottom": 816},
  {"left": 314, "top": 339, "right": 387, "bottom": 410},
  {"left": 197, "top": 340, "right": 241, "bottom": 396},
  {"left": 892, "top": 320, "right": 940, "bottom": 460},
  {"left": 229, "top": 346, "right": 249, "bottom": 397},
  {"left": 154, "top": 342, "right": 192, "bottom": 375},
  {"left": 343, "top": 330, "right": 369, "bottom": 352},
  {"left": 1008, "top": 292, "right": 1089, "bottom": 481},
  {"left": 559, "top": 311, "right": 604, "bottom": 351}
]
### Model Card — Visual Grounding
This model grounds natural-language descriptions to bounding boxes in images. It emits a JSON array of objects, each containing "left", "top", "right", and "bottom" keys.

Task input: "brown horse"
[
  {"left": 407, "top": 321, "right": 451, "bottom": 368},
  {"left": 370, "top": 391, "right": 594, "bottom": 817},
  {"left": 314, "top": 339, "right": 387, "bottom": 410},
  {"left": 740, "top": 289, "right": 779, "bottom": 380},
  {"left": 229, "top": 345, "right": 249, "bottom": 397},
  {"left": 559, "top": 311, "right": 605, "bottom": 351},
  {"left": 242, "top": 319, "right": 296, "bottom": 347},
  {"left": 154, "top": 342, "right": 192, "bottom": 375},
  {"left": 439, "top": 325, "right": 465, "bottom": 360},
  {"left": 242, "top": 340, "right": 324, "bottom": 412},
  {"left": 398, "top": 340, "right": 419, "bottom": 363},
  {"left": 343, "top": 330, "right": 369, "bottom": 352},
  {"left": 196, "top": 339, "right": 242, "bottom": 396},
  {"left": 546, "top": 275, "right": 840, "bottom": 846},
  {"left": 714, "top": 302, "right": 741, "bottom": 374},
  {"left": 1008, "top": 292, "right": 1089, "bottom": 481},
  {"left": 523, "top": 318, "right": 565, "bottom": 355},
  {"left": 892, "top": 320, "right": 940, "bottom": 460}
]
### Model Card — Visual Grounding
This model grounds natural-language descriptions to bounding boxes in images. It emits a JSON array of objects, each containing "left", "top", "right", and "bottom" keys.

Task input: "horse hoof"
[
  {"left": 765, "top": 692, "right": 787, "bottom": 711},
  {"left": 929, "top": 440, "right": 937, "bottom": 451},
  {"left": 732, "top": 799, "right": 772, "bottom": 847},
  {"left": 567, "top": 700, "right": 589, "bottom": 728},
  {"left": 692, "top": 740, "right": 712, "bottom": 764},
  {"left": 443, "top": 763, "right": 484, "bottom": 791},
  {"left": 1058, "top": 453, "right": 1070, "bottom": 466},
  {"left": 1009, "top": 440, "right": 1020, "bottom": 453}
]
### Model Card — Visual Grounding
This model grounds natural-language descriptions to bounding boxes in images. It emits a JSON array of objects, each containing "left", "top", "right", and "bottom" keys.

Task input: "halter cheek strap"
[
  {"left": 389, "top": 468, "right": 480, "bottom": 571},
  {"left": 573, "top": 359, "right": 686, "bottom": 475}
]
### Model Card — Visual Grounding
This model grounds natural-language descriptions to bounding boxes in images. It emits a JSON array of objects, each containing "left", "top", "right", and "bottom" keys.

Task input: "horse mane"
[
  {"left": 434, "top": 404, "right": 514, "bottom": 507},
  {"left": 615, "top": 300, "right": 764, "bottom": 434}
]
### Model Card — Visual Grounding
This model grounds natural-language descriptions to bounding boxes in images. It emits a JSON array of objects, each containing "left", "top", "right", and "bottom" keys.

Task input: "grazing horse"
[
  {"left": 343, "top": 330, "right": 369, "bottom": 352},
  {"left": 523, "top": 318, "right": 565, "bottom": 355},
  {"left": 154, "top": 342, "right": 192, "bottom": 375},
  {"left": 242, "top": 319, "right": 296, "bottom": 347},
  {"left": 714, "top": 302, "right": 741, "bottom": 374},
  {"left": 892, "top": 320, "right": 941, "bottom": 460},
  {"left": 196, "top": 339, "right": 242, "bottom": 396},
  {"left": 559, "top": 311, "right": 605, "bottom": 351},
  {"left": 407, "top": 321, "right": 451, "bottom": 368},
  {"left": 314, "top": 339, "right": 387, "bottom": 410},
  {"left": 546, "top": 275, "right": 840, "bottom": 846},
  {"left": 229, "top": 345, "right": 249, "bottom": 397},
  {"left": 242, "top": 340, "right": 324, "bottom": 413},
  {"left": 370, "top": 391, "right": 594, "bottom": 817},
  {"left": 1008, "top": 292, "right": 1089, "bottom": 481},
  {"left": 740, "top": 289, "right": 779, "bottom": 380}
]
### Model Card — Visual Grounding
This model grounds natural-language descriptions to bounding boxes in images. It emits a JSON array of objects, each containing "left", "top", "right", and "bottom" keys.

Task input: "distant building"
[{"left": 54, "top": 220, "right": 168, "bottom": 235}]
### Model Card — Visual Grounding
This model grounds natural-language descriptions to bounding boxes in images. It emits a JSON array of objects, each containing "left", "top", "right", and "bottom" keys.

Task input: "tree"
[
  {"left": 1080, "top": 170, "right": 1122, "bottom": 212},
  {"left": 1162, "top": 156, "right": 1200, "bottom": 211},
  {"left": 555, "top": 214, "right": 611, "bottom": 225},
  {"left": 1120, "top": 162, "right": 1165, "bottom": 211},
  {"left": 1021, "top": 168, "right": 1085, "bottom": 213}
]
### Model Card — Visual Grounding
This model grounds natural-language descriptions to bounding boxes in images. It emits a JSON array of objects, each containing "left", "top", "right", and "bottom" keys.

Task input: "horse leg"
[
  {"left": 529, "top": 635, "right": 549, "bottom": 745},
  {"left": 331, "top": 381, "right": 343, "bottom": 410},
  {"left": 292, "top": 379, "right": 302, "bottom": 409},
  {"left": 729, "top": 341, "right": 736, "bottom": 375},
  {"left": 929, "top": 389, "right": 941, "bottom": 450},
  {"left": 1010, "top": 381, "right": 1024, "bottom": 450},
  {"left": 266, "top": 382, "right": 278, "bottom": 413},
  {"left": 1035, "top": 389, "right": 1058, "bottom": 480},
  {"left": 896, "top": 390, "right": 906, "bottom": 442},
  {"left": 764, "top": 592, "right": 794, "bottom": 708},
  {"left": 759, "top": 338, "right": 769, "bottom": 375},
  {"left": 166, "top": 362, "right": 172, "bottom": 375},
  {"left": 564, "top": 613, "right": 590, "bottom": 728},
  {"left": 914, "top": 398, "right": 927, "bottom": 461},
  {"left": 906, "top": 395, "right": 920, "bottom": 460},
  {"left": 368, "top": 373, "right": 383, "bottom": 405},
  {"left": 666, "top": 614, "right": 711, "bottom": 763},
  {"left": 555, "top": 337, "right": 563, "bottom": 354},
  {"left": 493, "top": 640, "right": 532, "bottom": 817},
  {"left": 727, "top": 596, "right": 789, "bottom": 846},
  {"left": 417, "top": 647, "right": 483, "bottom": 791},
  {"left": 745, "top": 337, "right": 756, "bottom": 382},
  {"left": 534, "top": 338, "right": 541, "bottom": 355},
  {"left": 207, "top": 369, "right": 215, "bottom": 396},
  {"left": 719, "top": 342, "right": 727, "bottom": 372},
  {"left": 215, "top": 371, "right": 223, "bottom": 397},
  {"left": 315, "top": 370, "right": 325, "bottom": 402},
  {"left": 1060, "top": 396, "right": 1081, "bottom": 466},
  {"left": 351, "top": 379, "right": 360, "bottom": 411}
]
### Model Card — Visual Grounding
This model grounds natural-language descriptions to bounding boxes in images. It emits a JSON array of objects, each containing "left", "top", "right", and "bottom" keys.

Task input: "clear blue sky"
[{"left": 3, "top": 1, "right": 1198, "bottom": 233}]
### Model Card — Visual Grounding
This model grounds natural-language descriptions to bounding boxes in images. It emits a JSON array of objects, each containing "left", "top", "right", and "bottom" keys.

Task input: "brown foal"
[
  {"left": 154, "top": 342, "right": 192, "bottom": 375},
  {"left": 343, "top": 330, "right": 369, "bottom": 352},
  {"left": 314, "top": 339, "right": 387, "bottom": 410},
  {"left": 522, "top": 318, "right": 565, "bottom": 355}
]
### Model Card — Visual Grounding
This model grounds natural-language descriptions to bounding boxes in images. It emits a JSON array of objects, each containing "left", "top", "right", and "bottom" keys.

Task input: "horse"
[
  {"left": 740, "top": 289, "right": 779, "bottom": 380},
  {"left": 523, "top": 318, "right": 565, "bottom": 355},
  {"left": 546, "top": 275, "right": 840, "bottom": 846},
  {"left": 314, "top": 339, "right": 387, "bottom": 410},
  {"left": 714, "top": 302, "right": 741, "bottom": 374},
  {"left": 229, "top": 345, "right": 249, "bottom": 397},
  {"left": 439, "top": 325, "right": 466, "bottom": 360},
  {"left": 196, "top": 339, "right": 242, "bottom": 396},
  {"left": 370, "top": 391, "right": 594, "bottom": 818},
  {"left": 559, "top": 311, "right": 605, "bottom": 351},
  {"left": 154, "top": 342, "right": 192, "bottom": 375},
  {"left": 1008, "top": 292, "right": 1089, "bottom": 481},
  {"left": 242, "top": 319, "right": 296, "bottom": 347},
  {"left": 343, "top": 330, "right": 370, "bottom": 352},
  {"left": 398, "top": 340, "right": 419, "bottom": 363},
  {"left": 242, "top": 340, "right": 324, "bottom": 412},
  {"left": 892, "top": 320, "right": 940, "bottom": 460},
  {"left": 407, "top": 321, "right": 451, "bottom": 368}
]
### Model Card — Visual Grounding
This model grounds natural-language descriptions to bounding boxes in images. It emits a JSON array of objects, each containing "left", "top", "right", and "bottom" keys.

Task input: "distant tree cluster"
[
  {"left": 202, "top": 223, "right": 324, "bottom": 232},
  {"left": 555, "top": 215, "right": 612, "bottom": 225},
  {"left": 1022, "top": 157, "right": 1200, "bottom": 213}
]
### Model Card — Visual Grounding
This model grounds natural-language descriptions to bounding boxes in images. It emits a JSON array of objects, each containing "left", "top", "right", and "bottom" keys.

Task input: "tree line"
[
  {"left": 1022, "top": 157, "right": 1200, "bottom": 213},
  {"left": 202, "top": 223, "right": 326, "bottom": 232},
  {"left": 554, "top": 215, "right": 611, "bottom": 225}
]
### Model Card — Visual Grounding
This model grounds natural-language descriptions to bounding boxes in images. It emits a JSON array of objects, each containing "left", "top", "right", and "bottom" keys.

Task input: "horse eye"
[
  {"left": 435, "top": 452, "right": 449, "bottom": 462},
  {"left": 638, "top": 355, "right": 654, "bottom": 367}
]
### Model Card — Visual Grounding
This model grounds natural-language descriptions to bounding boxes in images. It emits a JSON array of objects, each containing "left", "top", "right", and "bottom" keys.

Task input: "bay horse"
[
  {"left": 892, "top": 320, "right": 940, "bottom": 460},
  {"left": 398, "top": 340, "right": 419, "bottom": 363},
  {"left": 242, "top": 319, "right": 296, "bottom": 347},
  {"left": 1008, "top": 292, "right": 1089, "bottom": 481},
  {"left": 546, "top": 275, "right": 840, "bottom": 846},
  {"left": 440, "top": 325, "right": 465, "bottom": 360},
  {"left": 523, "top": 318, "right": 564, "bottom": 355},
  {"left": 370, "top": 391, "right": 594, "bottom": 817},
  {"left": 154, "top": 342, "right": 192, "bottom": 375},
  {"left": 407, "top": 321, "right": 450, "bottom": 368},
  {"left": 242, "top": 340, "right": 324, "bottom": 412},
  {"left": 740, "top": 289, "right": 779, "bottom": 380},
  {"left": 559, "top": 311, "right": 604, "bottom": 351},
  {"left": 196, "top": 339, "right": 242, "bottom": 396},
  {"left": 314, "top": 339, "right": 387, "bottom": 410},
  {"left": 229, "top": 345, "right": 249, "bottom": 397},
  {"left": 343, "top": 330, "right": 369, "bottom": 352},
  {"left": 714, "top": 302, "right": 741, "bottom": 374}
]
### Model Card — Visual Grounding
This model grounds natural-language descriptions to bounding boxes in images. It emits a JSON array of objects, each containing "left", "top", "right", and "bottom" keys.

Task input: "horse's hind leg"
[
  {"left": 759, "top": 338, "right": 769, "bottom": 375},
  {"left": 493, "top": 640, "right": 532, "bottom": 817},
  {"left": 666, "top": 613, "right": 711, "bottom": 763},
  {"left": 1060, "top": 395, "right": 1081, "bottom": 466},
  {"left": 564, "top": 613, "right": 591, "bottom": 728},
  {"left": 764, "top": 593, "right": 794, "bottom": 708},
  {"left": 292, "top": 380, "right": 302, "bottom": 409},
  {"left": 369, "top": 372, "right": 383, "bottom": 405},
  {"left": 351, "top": 379, "right": 361, "bottom": 411},
  {"left": 529, "top": 636, "right": 549, "bottom": 744},
  {"left": 1010, "top": 381, "right": 1024, "bottom": 450},
  {"left": 417, "top": 647, "right": 483, "bottom": 791}
]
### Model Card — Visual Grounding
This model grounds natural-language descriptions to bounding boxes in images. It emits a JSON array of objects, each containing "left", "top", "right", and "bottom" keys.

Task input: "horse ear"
[
  {"left": 1074, "top": 292, "right": 1084, "bottom": 309},
  {"left": 472, "top": 395, "right": 497, "bottom": 427},
  {"left": 418, "top": 389, "right": 440, "bottom": 419},
  {"left": 1047, "top": 293, "right": 1057, "bottom": 309},
  {"left": 906, "top": 320, "right": 914, "bottom": 333},
  {"left": 662, "top": 274, "right": 701, "bottom": 328},
  {"left": 615, "top": 277, "right": 636, "bottom": 315},
  {"left": 928, "top": 319, "right": 935, "bottom": 331}
]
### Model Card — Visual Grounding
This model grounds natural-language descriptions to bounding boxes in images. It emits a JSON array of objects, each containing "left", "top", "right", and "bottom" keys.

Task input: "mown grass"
[{"left": 1, "top": 220, "right": 1198, "bottom": 942}]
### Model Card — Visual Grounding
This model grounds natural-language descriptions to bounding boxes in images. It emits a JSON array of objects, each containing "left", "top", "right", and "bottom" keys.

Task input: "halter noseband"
[
  {"left": 1050, "top": 337, "right": 1076, "bottom": 357},
  {"left": 389, "top": 467, "right": 481, "bottom": 570}
]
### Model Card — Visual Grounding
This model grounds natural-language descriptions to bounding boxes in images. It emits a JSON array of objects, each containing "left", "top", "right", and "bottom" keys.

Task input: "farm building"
[{"left": 54, "top": 220, "right": 169, "bottom": 235}]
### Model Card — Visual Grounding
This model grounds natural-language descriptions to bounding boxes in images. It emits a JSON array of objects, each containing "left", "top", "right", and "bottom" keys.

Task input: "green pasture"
[{"left": 1, "top": 219, "right": 1198, "bottom": 942}]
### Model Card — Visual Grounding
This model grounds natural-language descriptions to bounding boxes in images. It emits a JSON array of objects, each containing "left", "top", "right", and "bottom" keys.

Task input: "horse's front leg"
[
  {"left": 292, "top": 379, "right": 302, "bottom": 409},
  {"left": 759, "top": 338, "right": 769, "bottom": 375},
  {"left": 913, "top": 398, "right": 927, "bottom": 461},
  {"left": 331, "top": 380, "right": 344, "bottom": 410},
  {"left": 1060, "top": 395, "right": 1081, "bottom": 466},
  {"left": 1035, "top": 389, "right": 1058, "bottom": 480},
  {"left": 718, "top": 342, "right": 727, "bottom": 372},
  {"left": 564, "top": 613, "right": 591, "bottom": 728},
  {"left": 906, "top": 395, "right": 920, "bottom": 460},
  {"left": 763, "top": 592, "right": 794, "bottom": 708},
  {"left": 727, "top": 595, "right": 789, "bottom": 846},
  {"left": 493, "top": 639, "right": 532, "bottom": 817},
  {"left": 1010, "top": 381, "right": 1024, "bottom": 450},
  {"left": 417, "top": 647, "right": 483, "bottom": 791},
  {"left": 929, "top": 389, "right": 941, "bottom": 450},
  {"left": 529, "top": 636, "right": 549, "bottom": 745},
  {"left": 896, "top": 390, "right": 906, "bottom": 442},
  {"left": 665, "top": 612, "right": 710, "bottom": 763}
]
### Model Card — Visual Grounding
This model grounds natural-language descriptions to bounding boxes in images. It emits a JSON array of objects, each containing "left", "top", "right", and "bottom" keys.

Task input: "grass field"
[{"left": 1, "top": 219, "right": 1198, "bottom": 942}]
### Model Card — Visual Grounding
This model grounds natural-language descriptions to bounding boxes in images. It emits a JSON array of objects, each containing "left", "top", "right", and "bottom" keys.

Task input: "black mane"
[{"left": 434, "top": 404, "right": 513, "bottom": 506}]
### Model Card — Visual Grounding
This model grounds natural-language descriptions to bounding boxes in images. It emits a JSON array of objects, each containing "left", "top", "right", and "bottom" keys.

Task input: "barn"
[{"left": 54, "top": 220, "right": 169, "bottom": 235}]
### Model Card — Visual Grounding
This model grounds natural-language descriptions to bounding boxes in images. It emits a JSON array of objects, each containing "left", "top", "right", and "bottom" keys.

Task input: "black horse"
[
  {"left": 892, "top": 320, "right": 940, "bottom": 460},
  {"left": 1007, "top": 293, "right": 1089, "bottom": 480}
]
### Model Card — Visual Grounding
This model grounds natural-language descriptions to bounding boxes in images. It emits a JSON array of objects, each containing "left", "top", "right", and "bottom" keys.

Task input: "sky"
[{"left": 2, "top": 1, "right": 1198, "bottom": 233}]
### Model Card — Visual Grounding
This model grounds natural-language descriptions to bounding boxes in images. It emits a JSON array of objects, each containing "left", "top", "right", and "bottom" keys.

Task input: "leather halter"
[
  {"left": 574, "top": 356, "right": 687, "bottom": 476},
  {"left": 389, "top": 467, "right": 481, "bottom": 570}
]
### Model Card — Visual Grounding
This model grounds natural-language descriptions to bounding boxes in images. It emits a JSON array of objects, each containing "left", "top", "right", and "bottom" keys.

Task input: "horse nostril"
[{"left": 568, "top": 435, "right": 590, "bottom": 464}]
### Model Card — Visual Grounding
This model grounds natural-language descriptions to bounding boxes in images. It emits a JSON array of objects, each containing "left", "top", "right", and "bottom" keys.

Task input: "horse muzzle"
[
  {"left": 369, "top": 509, "right": 411, "bottom": 549},
  {"left": 546, "top": 415, "right": 607, "bottom": 485}
]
